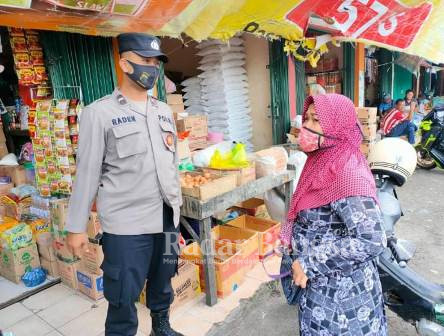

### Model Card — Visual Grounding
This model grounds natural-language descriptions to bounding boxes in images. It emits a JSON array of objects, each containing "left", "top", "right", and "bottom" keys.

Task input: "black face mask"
[{"left": 125, "top": 60, "right": 159, "bottom": 90}]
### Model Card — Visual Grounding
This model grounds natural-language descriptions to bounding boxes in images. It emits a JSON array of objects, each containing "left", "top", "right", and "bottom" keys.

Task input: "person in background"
[
  {"left": 404, "top": 89, "right": 418, "bottom": 121},
  {"left": 381, "top": 99, "right": 417, "bottom": 144},
  {"left": 283, "top": 93, "right": 387, "bottom": 335},
  {"left": 378, "top": 94, "right": 393, "bottom": 117}
]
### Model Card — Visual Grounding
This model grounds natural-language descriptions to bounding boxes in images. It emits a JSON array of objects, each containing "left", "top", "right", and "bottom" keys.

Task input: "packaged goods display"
[{"left": 31, "top": 99, "right": 80, "bottom": 196}]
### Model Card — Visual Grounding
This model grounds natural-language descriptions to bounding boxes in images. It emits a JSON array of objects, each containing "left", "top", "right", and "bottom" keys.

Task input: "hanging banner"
[{"left": 0, "top": 0, "right": 443, "bottom": 63}]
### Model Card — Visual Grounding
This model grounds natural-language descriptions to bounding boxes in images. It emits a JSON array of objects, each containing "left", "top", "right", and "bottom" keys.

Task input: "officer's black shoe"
[{"left": 150, "top": 309, "right": 184, "bottom": 336}]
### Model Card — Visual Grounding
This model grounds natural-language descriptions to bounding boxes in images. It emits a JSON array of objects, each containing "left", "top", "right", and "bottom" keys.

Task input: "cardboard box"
[
  {"left": 141, "top": 259, "right": 201, "bottom": 309},
  {"left": 356, "top": 107, "right": 378, "bottom": 124},
  {"left": 0, "top": 166, "right": 26, "bottom": 186},
  {"left": 170, "top": 259, "right": 201, "bottom": 309},
  {"left": 80, "top": 242, "right": 104, "bottom": 275},
  {"left": 53, "top": 237, "right": 80, "bottom": 263},
  {"left": 232, "top": 198, "right": 269, "bottom": 219},
  {"left": 189, "top": 137, "right": 208, "bottom": 151},
  {"left": 0, "top": 243, "right": 40, "bottom": 284},
  {"left": 181, "top": 241, "right": 246, "bottom": 298},
  {"left": 176, "top": 116, "right": 208, "bottom": 139},
  {"left": 0, "top": 182, "right": 13, "bottom": 196},
  {"left": 177, "top": 138, "right": 191, "bottom": 160},
  {"left": 76, "top": 269, "right": 104, "bottom": 300},
  {"left": 41, "top": 257, "right": 59, "bottom": 277},
  {"left": 0, "top": 142, "right": 8, "bottom": 157},
  {"left": 0, "top": 127, "right": 6, "bottom": 143},
  {"left": 211, "top": 225, "right": 259, "bottom": 271},
  {"left": 227, "top": 215, "right": 281, "bottom": 259},
  {"left": 361, "top": 123, "right": 377, "bottom": 140},
  {"left": 50, "top": 198, "right": 69, "bottom": 235},
  {"left": 360, "top": 141, "right": 376, "bottom": 157},
  {"left": 87, "top": 212, "right": 102, "bottom": 240},
  {"left": 37, "top": 238, "right": 56, "bottom": 261},
  {"left": 57, "top": 259, "right": 79, "bottom": 289},
  {"left": 167, "top": 94, "right": 184, "bottom": 105},
  {"left": 169, "top": 104, "right": 185, "bottom": 115},
  {"left": 3, "top": 201, "right": 31, "bottom": 220},
  {"left": 180, "top": 172, "right": 237, "bottom": 201},
  {"left": 203, "top": 162, "right": 256, "bottom": 186}
]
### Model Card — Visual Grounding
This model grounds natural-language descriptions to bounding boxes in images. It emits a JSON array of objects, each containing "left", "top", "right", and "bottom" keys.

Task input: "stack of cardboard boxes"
[
  {"left": 176, "top": 115, "right": 208, "bottom": 151},
  {"left": 167, "top": 94, "right": 186, "bottom": 121},
  {"left": 357, "top": 107, "right": 378, "bottom": 157},
  {"left": 49, "top": 198, "right": 104, "bottom": 300},
  {"left": 0, "top": 126, "right": 8, "bottom": 158}
]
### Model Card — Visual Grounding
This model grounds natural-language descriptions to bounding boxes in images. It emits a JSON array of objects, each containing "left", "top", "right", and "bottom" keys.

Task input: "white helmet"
[{"left": 368, "top": 138, "right": 417, "bottom": 186}]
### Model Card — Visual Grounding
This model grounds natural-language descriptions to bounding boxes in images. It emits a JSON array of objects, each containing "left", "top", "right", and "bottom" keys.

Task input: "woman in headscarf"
[{"left": 281, "top": 94, "right": 387, "bottom": 336}]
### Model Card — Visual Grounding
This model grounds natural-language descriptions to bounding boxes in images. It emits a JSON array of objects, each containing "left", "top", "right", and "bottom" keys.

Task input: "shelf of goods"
[{"left": 179, "top": 169, "right": 296, "bottom": 306}]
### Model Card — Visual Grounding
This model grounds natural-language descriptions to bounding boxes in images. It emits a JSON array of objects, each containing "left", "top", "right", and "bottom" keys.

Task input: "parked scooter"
[
  {"left": 415, "top": 105, "right": 444, "bottom": 170},
  {"left": 369, "top": 138, "right": 444, "bottom": 335}
]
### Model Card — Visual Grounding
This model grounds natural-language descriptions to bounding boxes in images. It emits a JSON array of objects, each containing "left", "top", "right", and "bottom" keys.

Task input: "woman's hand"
[{"left": 292, "top": 260, "right": 308, "bottom": 288}]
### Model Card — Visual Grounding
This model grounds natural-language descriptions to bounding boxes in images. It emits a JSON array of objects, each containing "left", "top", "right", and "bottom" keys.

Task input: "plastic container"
[{"left": 24, "top": 162, "right": 36, "bottom": 185}]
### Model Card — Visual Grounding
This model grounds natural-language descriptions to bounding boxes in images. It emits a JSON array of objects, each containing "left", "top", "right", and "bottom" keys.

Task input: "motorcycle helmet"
[{"left": 368, "top": 138, "right": 417, "bottom": 186}]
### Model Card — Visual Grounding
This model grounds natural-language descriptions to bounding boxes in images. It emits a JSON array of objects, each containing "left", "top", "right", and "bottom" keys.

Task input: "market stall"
[{"left": 180, "top": 170, "right": 296, "bottom": 306}]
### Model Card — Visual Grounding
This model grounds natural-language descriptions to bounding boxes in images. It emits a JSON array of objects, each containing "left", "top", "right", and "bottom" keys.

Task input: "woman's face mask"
[{"left": 298, "top": 127, "right": 324, "bottom": 153}]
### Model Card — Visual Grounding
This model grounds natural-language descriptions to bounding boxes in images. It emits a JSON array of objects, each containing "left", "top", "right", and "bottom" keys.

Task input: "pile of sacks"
[
  {"left": 196, "top": 37, "right": 254, "bottom": 151},
  {"left": 181, "top": 77, "right": 205, "bottom": 116}
]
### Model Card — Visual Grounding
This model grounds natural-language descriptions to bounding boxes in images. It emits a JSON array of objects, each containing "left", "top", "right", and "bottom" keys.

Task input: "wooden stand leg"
[
  {"left": 199, "top": 217, "right": 217, "bottom": 306},
  {"left": 284, "top": 180, "right": 295, "bottom": 214}
]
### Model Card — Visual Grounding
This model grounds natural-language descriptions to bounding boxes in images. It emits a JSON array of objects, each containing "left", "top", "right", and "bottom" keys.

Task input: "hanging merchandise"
[
  {"left": 197, "top": 37, "right": 254, "bottom": 151},
  {"left": 31, "top": 99, "right": 80, "bottom": 197},
  {"left": 8, "top": 28, "right": 48, "bottom": 87}
]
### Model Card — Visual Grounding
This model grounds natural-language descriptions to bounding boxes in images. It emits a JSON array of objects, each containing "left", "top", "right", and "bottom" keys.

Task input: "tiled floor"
[{"left": 0, "top": 256, "right": 280, "bottom": 336}]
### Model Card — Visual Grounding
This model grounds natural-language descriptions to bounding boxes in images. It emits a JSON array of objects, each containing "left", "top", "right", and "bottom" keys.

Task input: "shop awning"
[{"left": 1, "top": 0, "right": 444, "bottom": 63}]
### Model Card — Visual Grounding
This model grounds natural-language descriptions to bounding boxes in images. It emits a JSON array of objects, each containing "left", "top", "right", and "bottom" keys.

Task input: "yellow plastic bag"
[{"left": 209, "top": 143, "right": 249, "bottom": 169}]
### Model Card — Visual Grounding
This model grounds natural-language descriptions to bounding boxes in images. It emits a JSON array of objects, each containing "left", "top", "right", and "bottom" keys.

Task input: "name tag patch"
[
  {"left": 112, "top": 115, "right": 136, "bottom": 126},
  {"left": 158, "top": 115, "right": 173, "bottom": 125}
]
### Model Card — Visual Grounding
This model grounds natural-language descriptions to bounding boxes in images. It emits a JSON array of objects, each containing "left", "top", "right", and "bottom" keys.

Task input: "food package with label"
[{"left": 0, "top": 223, "right": 33, "bottom": 250}]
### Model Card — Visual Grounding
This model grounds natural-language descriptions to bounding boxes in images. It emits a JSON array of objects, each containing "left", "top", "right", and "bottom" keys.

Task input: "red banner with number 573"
[{"left": 287, "top": 0, "right": 432, "bottom": 49}]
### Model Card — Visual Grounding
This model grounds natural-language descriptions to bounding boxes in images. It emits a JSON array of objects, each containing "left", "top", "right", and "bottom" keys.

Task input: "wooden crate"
[
  {"left": 231, "top": 198, "right": 269, "bottom": 218},
  {"left": 181, "top": 241, "right": 246, "bottom": 298},
  {"left": 203, "top": 162, "right": 256, "bottom": 187},
  {"left": 180, "top": 172, "right": 236, "bottom": 201},
  {"left": 211, "top": 225, "right": 259, "bottom": 271},
  {"left": 227, "top": 215, "right": 281, "bottom": 259}
]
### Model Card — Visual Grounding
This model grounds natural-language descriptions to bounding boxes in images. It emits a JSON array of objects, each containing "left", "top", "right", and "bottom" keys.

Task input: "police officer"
[{"left": 66, "top": 33, "right": 183, "bottom": 336}]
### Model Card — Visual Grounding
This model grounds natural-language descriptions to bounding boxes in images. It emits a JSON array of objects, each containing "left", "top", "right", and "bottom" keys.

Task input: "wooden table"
[{"left": 180, "top": 170, "right": 296, "bottom": 306}]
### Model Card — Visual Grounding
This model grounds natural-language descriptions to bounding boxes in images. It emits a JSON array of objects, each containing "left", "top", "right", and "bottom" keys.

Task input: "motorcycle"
[
  {"left": 375, "top": 174, "right": 444, "bottom": 335},
  {"left": 415, "top": 106, "right": 444, "bottom": 170}
]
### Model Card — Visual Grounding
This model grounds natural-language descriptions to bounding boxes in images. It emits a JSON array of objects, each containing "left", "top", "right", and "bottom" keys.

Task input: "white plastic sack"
[
  {"left": 263, "top": 151, "right": 307, "bottom": 224},
  {"left": 200, "top": 53, "right": 245, "bottom": 65},
  {"left": 197, "top": 37, "right": 244, "bottom": 49},
  {"left": 0, "top": 153, "right": 18, "bottom": 165},
  {"left": 197, "top": 45, "right": 244, "bottom": 57},
  {"left": 254, "top": 147, "right": 289, "bottom": 178},
  {"left": 192, "top": 141, "right": 234, "bottom": 167},
  {"left": 181, "top": 77, "right": 200, "bottom": 86}
]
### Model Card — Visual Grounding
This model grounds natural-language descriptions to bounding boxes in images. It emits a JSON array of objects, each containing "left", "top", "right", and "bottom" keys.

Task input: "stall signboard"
[{"left": 0, "top": 0, "right": 443, "bottom": 63}]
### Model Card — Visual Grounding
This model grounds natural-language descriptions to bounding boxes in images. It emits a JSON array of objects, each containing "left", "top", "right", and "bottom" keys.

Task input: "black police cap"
[{"left": 117, "top": 33, "right": 168, "bottom": 63}]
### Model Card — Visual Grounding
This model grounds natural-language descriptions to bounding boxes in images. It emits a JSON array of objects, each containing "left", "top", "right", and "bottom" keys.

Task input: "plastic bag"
[
  {"left": 192, "top": 141, "right": 233, "bottom": 167},
  {"left": 22, "top": 267, "right": 46, "bottom": 287},
  {"left": 209, "top": 143, "right": 249, "bottom": 169}
]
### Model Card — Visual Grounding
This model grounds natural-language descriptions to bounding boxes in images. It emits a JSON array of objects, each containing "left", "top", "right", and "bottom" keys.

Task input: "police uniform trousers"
[{"left": 101, "top": 204, "right": 179, "bottom": 336}]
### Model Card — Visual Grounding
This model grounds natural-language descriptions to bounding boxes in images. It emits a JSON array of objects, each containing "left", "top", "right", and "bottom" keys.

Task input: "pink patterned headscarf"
[{"left": 281, "top": 94, "right": 377, "bottom": 245}]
